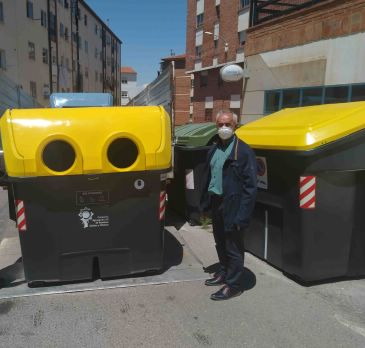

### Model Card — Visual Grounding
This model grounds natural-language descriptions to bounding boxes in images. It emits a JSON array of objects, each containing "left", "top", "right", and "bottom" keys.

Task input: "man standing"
[{"left": 201, "top": 110, "right": 257, "bottom": 300}]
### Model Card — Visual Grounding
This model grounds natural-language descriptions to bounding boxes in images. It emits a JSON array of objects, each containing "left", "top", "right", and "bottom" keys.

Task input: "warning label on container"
[
  {"left": 256, "top": 157, "right": 268, "bottom": 189},
  {"left": 79, "top": 207, "right": 110, "bottom": 229}
]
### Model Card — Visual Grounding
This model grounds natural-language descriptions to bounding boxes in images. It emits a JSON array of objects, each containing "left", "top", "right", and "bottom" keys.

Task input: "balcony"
[{"left": 250, "top": 0, "right": 323, "bottom": 26}]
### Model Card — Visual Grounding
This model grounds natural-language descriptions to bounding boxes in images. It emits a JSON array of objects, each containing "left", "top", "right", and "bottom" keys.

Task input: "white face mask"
[{"left": 218, "top": 126, "right": 234, "bottom": 140}]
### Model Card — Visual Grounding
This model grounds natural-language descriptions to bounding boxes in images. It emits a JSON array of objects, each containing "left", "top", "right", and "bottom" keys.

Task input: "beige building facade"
[{"left": 0, "top": 0, "right": 121, "bottom": 106}]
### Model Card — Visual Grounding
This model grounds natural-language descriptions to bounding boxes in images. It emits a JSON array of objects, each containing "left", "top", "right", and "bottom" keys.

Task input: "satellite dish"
[{"left": 220, "top": 64, "right": 244, "bottom": 82}]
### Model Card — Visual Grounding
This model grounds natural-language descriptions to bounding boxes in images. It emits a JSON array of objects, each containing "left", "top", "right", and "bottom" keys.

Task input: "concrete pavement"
[{"left": 0, "top": 187, "right": 364, "bottom": 347}]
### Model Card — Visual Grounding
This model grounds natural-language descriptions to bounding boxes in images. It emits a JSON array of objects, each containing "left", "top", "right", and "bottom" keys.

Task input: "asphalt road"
[{"left": 0, "top": 190, "right": 364, "bottom": 347}]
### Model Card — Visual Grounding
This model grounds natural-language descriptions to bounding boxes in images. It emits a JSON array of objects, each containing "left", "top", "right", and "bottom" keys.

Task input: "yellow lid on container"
[
  {"left": 236, "top": 102, "right": 365, "bottom": 151},
  {"left": 0, "top": 106, "right": 171, "bottom": 177}
]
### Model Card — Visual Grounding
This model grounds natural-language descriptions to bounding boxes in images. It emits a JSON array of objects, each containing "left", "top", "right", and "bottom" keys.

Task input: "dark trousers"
[{"left": 211, "top": 194, "right": 244, "bottom": 290}]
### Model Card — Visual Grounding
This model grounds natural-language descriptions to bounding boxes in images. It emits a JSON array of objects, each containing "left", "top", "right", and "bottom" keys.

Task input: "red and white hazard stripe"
[
  {"left": 299, "top": 176, "right": 316, "bottom": 209},
  {"left": 16, "top": 200, "right": 27, "bottom": 231},
  {"left": 159, "top": 191, "right": 166, "bottom": 221}
]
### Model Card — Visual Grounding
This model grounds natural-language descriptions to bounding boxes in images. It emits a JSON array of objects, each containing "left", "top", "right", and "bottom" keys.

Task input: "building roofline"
[
  {"left": 121, "top": 66, "right": 137, "bottom": 74},
  {"left": 80, "top": 0, "right": 122, "bottom": 44},
  {"left": 161, "top": 54, "right": 186, "bottom": 61}
]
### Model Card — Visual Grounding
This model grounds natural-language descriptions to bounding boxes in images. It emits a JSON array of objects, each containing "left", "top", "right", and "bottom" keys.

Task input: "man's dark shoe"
[
  {"left": 204, "top": 274, "right": 225, "bottom": 286},
  {"left": 210, "top": 285, "right": 242, "bottom": 300}
]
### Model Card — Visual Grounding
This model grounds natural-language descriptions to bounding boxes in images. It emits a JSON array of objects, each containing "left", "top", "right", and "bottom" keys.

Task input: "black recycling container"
[
  {"left": 237, "top": 102, "right": 365, "bottom": 282},
  {"left": 0, "top": 105, "right": 171, "bottom": 285}
]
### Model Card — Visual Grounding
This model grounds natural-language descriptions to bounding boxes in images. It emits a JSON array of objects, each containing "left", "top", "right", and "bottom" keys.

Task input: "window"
[
  {"left": 205, "top": 109, "right": 213, "bottom": 122},
  {"left": 265, "top": 84, "right": 365, "bottom": 114},
  {"left": 85, "top": 40, "right": 88, "bottom": 53},
  {"left": 196, "top": 13, "right": 204, "bottom": 27},
  {"left": 41, "top": 10, "right": 47, "bottom": 27},
  {"left": 351, "top": 84, "right": 365, "bottom": 101},
  {"left": 78, "top": 35, "right": 82, "bottom": 49},
  {"left": 95, "top": 48, "right": 98, "bottom": 58},
  {"left": 95, "top": 24, "right": 98, "bottom": 35},
  {"left": 65, "top": 27, "right": 69, "bottom": 41},
  {"left": 84, "top": 14, "right": 87, "bottom": 26},
  {"left": 302, "top": 87, "right": 323, "bottom": 106},
  {"left": 49, "top": 13, "right": 56, "bottom": 37},
  {"left": 66, "top": 58, "right": 70, "bottom": 70},
  {"left": 216, "top": 5, "right": 220, "bottom": 18},
  {"left": 95, "top": 71, "right": 98, "bottom": 82},
  {"left": 238, "top": 31, "right": 246, "bottom": 46},
  {"left": 85, "top": 67, "right": 88, "bottom": 78},
  {"left": 0, "top": 49, "right": 6, "bottom": 69},
  {"left": 28, "top": 42, "right": 35, "bottom": 60},
  {"left": 100, "top": 72, "right": 103, "bottom": 82},
  {"left": 30, "top": 81, "right": 37, "bottom": 98},
  {"left": 60, "top": 56, "right": 64, "bottom": 67},
  {"left": 200, "top": 71, "right": 208, "bottom": 87},
  {"left": 325, "top": 86, "right": 349, "bottom": 104},
  {"left": 282, "top": 89, "right": 300, "bottom": 108},
  {"left": 122, "top": 91, "right": 128, "bottom": 97},
  {"left": 0, "top": 2, "right": 3, "bottom": 22},
  {"left": 265, "top": 91, "right": 281, "bottom": 113},
  {"left": 106, "top": 35, "right": 111, "bottom": 45},
  {"left": 214, "top": 39, "right": 218, "bottom": 49},
  {"left": 26, "top": 1, "right": 33, "bottom": 19},
  {"left": 52, "top": 55, "right": 56, "bottom": 64},
  {"left": 240, "top": 0, "right": 250, "bottom": 8},
  {"left": 195, "top": 45, "right": 202, "bottom": 58},
  {"left": 64, "top": 0, "right": 69, "bottom": 9},
  {"left": 122, "top": 79, "right": 127, "bottom": 84},
  {"left": 60, "top": 23, "right": 64, "bottom": 38},
  {"left": 43, "top": 84, "right": 50, "bottom": 99},
  {"left": 42, "top": 48, "right": 48, "bottom": 64}
]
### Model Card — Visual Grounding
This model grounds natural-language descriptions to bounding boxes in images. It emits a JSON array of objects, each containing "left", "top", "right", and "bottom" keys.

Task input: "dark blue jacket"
[{"left": 200, "top": 135, "right": 257, "bottom": 231}]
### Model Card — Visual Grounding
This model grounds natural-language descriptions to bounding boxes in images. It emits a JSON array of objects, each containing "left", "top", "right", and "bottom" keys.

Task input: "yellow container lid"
[
  {"left": 0, "top": 106, "right": 171, "bottom": 177},
  {"left": 236, "top": 102, "right": 365, "bottom": 151}
]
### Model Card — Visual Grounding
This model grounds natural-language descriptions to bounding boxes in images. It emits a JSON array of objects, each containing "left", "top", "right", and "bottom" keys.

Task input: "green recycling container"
[{"left": 167, "top": 123, "right": 218, "bottom": 225}]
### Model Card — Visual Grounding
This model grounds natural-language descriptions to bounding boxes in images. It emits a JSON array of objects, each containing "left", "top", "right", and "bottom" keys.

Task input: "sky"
[{"left": 85, "top": 0, "right": 187, "bottom": 86}]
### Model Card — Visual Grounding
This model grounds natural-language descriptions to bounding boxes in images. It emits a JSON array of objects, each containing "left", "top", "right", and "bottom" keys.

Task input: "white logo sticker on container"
[{"left": 134, "top": 179, "right": 145, "bottom": 190}]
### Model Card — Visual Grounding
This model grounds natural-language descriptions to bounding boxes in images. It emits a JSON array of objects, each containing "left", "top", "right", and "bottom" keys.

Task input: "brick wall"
[
  {"left": 174, "top": 67, "right": 191, "bottom": 125},
  {"left": 246, "top": 0, "right": 365, "bottom": 56},
  {"left": 186, "top": 0, "right": 247, "bottom": 123},
  {"left": 192, "top": 68, "right": 242, "bottom": 123},
  {"left": 186, "top": 0, "right": 244, "bottom": 70}
]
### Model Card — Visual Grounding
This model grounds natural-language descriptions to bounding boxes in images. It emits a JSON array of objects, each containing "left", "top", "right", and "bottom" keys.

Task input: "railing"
[
  {"left": 0, "top": 73, "right": 40, "bottom": 116},
  {"left": 250, "top": 0, "right": 323, "bottom": 26},
  {"left": 128, "top": 66, "right": 172, "bottom": 115}
]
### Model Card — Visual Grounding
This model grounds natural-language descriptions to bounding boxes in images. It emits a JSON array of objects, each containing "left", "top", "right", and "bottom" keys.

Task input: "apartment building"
[
  {"left": 121, "top": 67, "right": 140, "bottom": 106},
  {"left": 243, "top": 0, "right": 365, "bottom": 123},
  {"left": 0, "top": 0, "right": 121, "bottom": 106},
  {"left": 186, "top": 0, "right": 250, "bottom": 123}
]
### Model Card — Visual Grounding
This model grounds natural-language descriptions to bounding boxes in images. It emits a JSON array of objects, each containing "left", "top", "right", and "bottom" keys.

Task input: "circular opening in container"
[
  {"left": 107, "top": 138, "right": 138, "bottom": 169},
  {"left": 42, "top": 140, "right": 76, "bottom": 172}
]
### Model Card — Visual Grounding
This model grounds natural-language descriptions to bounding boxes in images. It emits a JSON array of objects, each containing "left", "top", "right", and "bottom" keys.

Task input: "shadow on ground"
[
  {"left": 203, "top": 262, "right": 257, "bottom": 292},
  {"left": 165, "top": 208, "right": 186, "bottom": 231},
  {"left": 0, "top": 257, "right": 26, "bottom": 288}
]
